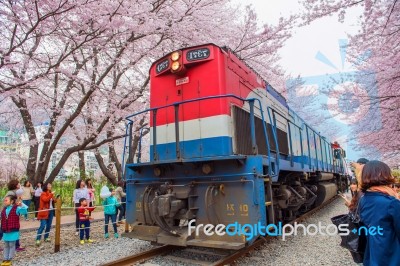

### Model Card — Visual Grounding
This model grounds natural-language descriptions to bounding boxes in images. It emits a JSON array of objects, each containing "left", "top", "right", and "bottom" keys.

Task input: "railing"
[
  {"left": 122, "top": 94, "right": 280, "bottom": 177},
  {"left": 14, "top": 200, "right": 128, "bottom": 253}
]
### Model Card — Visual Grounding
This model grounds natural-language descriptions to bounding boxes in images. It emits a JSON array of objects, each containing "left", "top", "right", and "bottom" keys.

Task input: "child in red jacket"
[{"left": 77, "top": 198, "right": 95, "bottom": 244}]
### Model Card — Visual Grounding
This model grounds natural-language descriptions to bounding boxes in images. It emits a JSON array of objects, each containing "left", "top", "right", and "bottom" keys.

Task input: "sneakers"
[
  {"left": 16, "top": 247, "right": 25, "bottom": 252},
  {"left": 1, "top": 260, "right": 11, "bottom": 266},
  {"left": 104, "top": 233, "right": 109, "bottom": 239},
  {"left": 85, "top": 239, "right": 94, "bottom": 243},
  {"left": 35, "top": 240, "right": 40, "bottom": 247},
  {"left": 44, "top": 238, "right": 50, "bottom": 242},
  {"left": 114, "top": 233, "right": 119, "bottom": 238},
  {"left": 79, "top": 240, "right": 84, "bottom": 245},
  {"left": 75, "top": 231, "right": 79, "bottom": 236}
]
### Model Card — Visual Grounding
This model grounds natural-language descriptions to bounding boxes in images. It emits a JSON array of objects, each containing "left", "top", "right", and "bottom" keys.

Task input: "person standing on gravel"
[
  {"left": 77, "top": 198, "right": 95, "bottom": 245},
  {"left": 100, "top": 186, "right": 120, "bottom": 239},
  {"left": 21, "top": 181, "right": 34, "bottom": 221},
  {"left": 351, "top": 158, "right": 369, "bottom": 185},
  {"left": 33, "top": 182, "right": 43, "bottom": 220},
  {"left": 4, "top": 180, "right": 25, "bottom": 252},
  {"left": 85, "top": 179, "right": 96, "bottom": 208},
  {"left": 114, "top": 181, "right": 126, "bottom": 225},
  {"left": 35, "top": 183, "right": 57, "bottom": 246},
  {"left": 73, "top": 180, "right": 90, "bottom": 236},
  {"left": 347, "top": 158, "right": 369, "bottom": 211},
  {"left": 1, "top": 195, "right": 28, "bottom": 266},
  {"left": 359, "top": 160, "right": 400, "bottom": 266},
  {"left": 339, "top": 178, "right": 359, "bottom": 208}
]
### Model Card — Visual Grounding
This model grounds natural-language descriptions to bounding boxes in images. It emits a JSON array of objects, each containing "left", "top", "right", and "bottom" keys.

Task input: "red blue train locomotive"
[{"left": 123, "top": 43, "right": 349, "bottom": 249}]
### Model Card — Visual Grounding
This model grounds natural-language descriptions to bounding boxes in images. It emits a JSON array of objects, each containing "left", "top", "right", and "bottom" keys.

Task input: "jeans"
[
  {"left": 79, "top": 220, "right": 91, "bottom": 240},
  {"left": 104, "top": 214, "right": 117, "bottom": 234},
  {"left": 36, "top": 210, "right": 54, "bottom": 241},
  {"left": 22, "top": 200, "right": 31, "bottom": 219},
  {"left": 3, "top": 241, "right": 16, "bottom": 260},
  {"left": 34, "top": 196, "right": 40, "bottom": 218},
  {"left": 117, "top": 205, "right": 125, "bottom": 221}
]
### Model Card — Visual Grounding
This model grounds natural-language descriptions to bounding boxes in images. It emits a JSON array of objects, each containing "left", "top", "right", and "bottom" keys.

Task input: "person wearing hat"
[{"left": 351, "top": 158, "right": 369, "bottom": 185}]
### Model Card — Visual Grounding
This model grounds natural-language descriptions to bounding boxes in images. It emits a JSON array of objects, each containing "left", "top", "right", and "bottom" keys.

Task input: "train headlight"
[
  {"left": 202, "top": 163, "right": 213, "bottom": 175},
  {"left": 154, "top": 167, "right": 162, "bottom": 177},
  {"left": 171, "top": 51, "right": 180, "bottom": 61},
  {"left": 170, "top": 50, "right": 184, "bottom": 74},
  {"left": 171, "top": 61, "right": 181, "bottom": 71}
]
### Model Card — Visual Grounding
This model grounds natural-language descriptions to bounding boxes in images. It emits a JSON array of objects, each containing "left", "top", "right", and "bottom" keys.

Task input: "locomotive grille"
[{"left": 232, "top": 106, "right": 289, "bottom": 155}]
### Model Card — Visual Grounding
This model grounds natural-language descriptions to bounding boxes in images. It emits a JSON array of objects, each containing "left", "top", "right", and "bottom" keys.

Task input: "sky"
[{"left": 234, "top": 0, "right": 366, "bottom": 161}]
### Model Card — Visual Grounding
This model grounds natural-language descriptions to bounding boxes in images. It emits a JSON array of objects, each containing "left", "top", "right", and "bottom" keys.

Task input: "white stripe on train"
[{"left": 150, "top": 115, "right": 233, "bottom": 145}]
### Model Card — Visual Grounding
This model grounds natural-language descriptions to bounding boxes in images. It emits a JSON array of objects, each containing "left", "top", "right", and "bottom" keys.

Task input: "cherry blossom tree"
[
  {"left": 0, "top": 0, "right": 296, "bottom": 185},
  {"left": 301, "top": 0, "right": 400, "bottom": 166},
  {"left": 0, "top": 149, "right": 26, "bottom": 181}
]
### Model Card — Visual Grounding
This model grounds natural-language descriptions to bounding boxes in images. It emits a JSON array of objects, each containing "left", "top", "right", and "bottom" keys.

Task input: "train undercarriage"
[{"left": 124, "top": 156, "right": 347, "bottom": 249}]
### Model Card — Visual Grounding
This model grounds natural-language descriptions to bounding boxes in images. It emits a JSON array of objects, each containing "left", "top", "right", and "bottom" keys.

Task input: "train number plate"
[
  {"left": 176, "top": 76, "right": 189, "bottom": 86},
  {"left": 186, "top": 48, "right": 210, "bottom": 61}
]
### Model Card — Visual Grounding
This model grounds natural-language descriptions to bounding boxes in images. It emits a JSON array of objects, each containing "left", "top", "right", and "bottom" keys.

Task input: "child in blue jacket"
[
  {"left": 1, "top": 195, "right": 28, "bottom": 266},
  {"left": 100, "top": 186, "right": 120, "bottom": 239}
]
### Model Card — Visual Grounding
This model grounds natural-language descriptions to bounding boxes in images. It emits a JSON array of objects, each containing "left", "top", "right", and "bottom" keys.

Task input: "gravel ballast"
[
  {"left": 236, "top": 197, "right": 358, "bottom": 266},
  {"left": 11, "top": 197, "right": 357, "bottom": 266}
]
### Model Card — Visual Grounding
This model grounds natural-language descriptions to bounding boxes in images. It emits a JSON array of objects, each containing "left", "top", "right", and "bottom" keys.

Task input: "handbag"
[{"left": 331, "top": 195, "right": 366, "bottom": 263}]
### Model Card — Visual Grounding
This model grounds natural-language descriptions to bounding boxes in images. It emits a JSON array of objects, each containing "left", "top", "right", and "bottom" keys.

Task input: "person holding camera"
[
  {"left": 339, "top": 178, "right": 359, "bottom": 207},
  {"left": 35, "top": 183, "right": 58, "bottom": 246}
]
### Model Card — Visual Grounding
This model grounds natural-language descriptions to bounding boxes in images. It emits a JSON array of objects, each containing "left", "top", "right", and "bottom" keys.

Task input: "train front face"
[{"left": 124, "top": 44, "right": 268, "bottom": 249}]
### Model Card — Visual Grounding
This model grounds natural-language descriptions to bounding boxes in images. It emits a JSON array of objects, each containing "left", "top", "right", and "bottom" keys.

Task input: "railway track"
[{"left": 101, "top": 196, "right": 338, "bottom": 266}]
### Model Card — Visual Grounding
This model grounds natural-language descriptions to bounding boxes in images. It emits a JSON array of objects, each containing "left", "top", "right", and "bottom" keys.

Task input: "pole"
[
  {"left": 54, "top": 198, "right": 62, "bottom": 252},
  {"left": 125, "top": 218, "right": 129, "bottom": 233}
]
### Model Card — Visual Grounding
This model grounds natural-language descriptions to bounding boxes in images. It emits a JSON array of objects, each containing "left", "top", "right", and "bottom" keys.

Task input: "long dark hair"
[
  {"left": 349, "top": 160, "right": 394, "bottom": 212},
  {"left": 7, "top": 179, "right": 19, "bottom": 191},
  {"left": 85, "top": 178, "right": 93, "bottom": 189},
  {"left": 5, "top": 195, "right": 17, "bottom": 205},
  {"left": 75, "top": 179, "right": 84, "bottom": 189},
  {"left": 361, "top": 160, "right": 394, "bottom": 191},
  {"left": 42, "top": 182, "right": 52, "bottom": 193},
  {"left": 35, "top": 182, "right": 43, "bottom": 189}
]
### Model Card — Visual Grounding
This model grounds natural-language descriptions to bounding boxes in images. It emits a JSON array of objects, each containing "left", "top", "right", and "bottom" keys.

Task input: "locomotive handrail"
[
  {"left": 270, "top": 109, "right": 305, "bottom": 168},
  {"left": 137, "top": 127, "right": 149, "bottom": 163},
  {"left": 126, "top": 94, "right": 243, "bottom": 121},
  {"left": 121, "top": 121, "right": 132, "bottom": 179},
  {"left": 124, "top": 94, "right": 277, "bottom": 177},
  {"left": 267, "top": 107, "right": 280, "bottom": 174},
  {"left": 251, "top": 98, "right": 274, "bottom": 176}
]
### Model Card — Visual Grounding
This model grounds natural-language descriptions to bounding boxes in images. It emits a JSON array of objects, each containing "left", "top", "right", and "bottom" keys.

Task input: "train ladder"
[{"left": 264, "top": 177, "right": 275, "bottom": 224}]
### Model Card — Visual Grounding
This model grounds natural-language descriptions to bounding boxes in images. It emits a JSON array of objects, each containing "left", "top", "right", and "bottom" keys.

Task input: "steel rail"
[
  {"left": 102, "top": 196, "right": 338, "bottom": 266},
  {"left": 100, "top": 244, "right": 182, "bottom": 266},
  {"left": 211, "top": 195, "right": 339, "bottom": 266}
]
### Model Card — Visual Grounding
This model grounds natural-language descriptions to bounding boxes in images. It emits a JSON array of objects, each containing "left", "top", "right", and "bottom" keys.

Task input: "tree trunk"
[
  {"left": 11, "top": 93, "right": 39, "bottom": 184},
  {"left": 78, "top": 151, "right": 86, "bottom": 180},
  {"left": 94, "top": 149, "right": 117, "bottom": 185}
]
